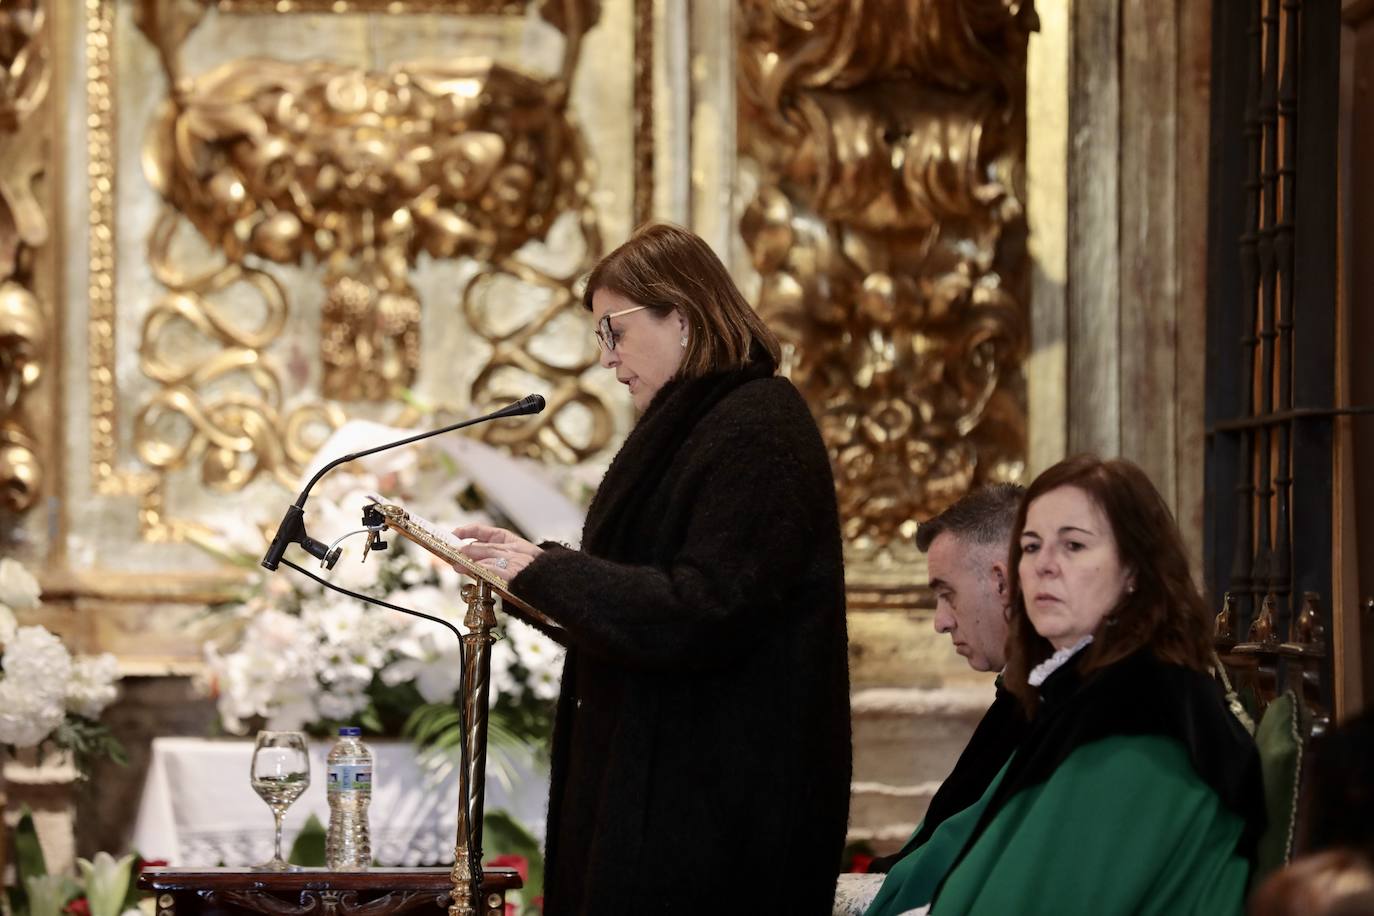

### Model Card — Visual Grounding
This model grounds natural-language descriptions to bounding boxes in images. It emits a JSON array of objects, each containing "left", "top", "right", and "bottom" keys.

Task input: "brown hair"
[
  {"left": 1003, "top": 455, "right": 1213, "bottom": 714},
  {"left": 581, "top": 222, "right": 781, "bottom": 377}
]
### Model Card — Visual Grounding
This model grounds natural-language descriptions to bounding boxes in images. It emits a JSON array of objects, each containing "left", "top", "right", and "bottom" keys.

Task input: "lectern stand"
[{"left": 362, "top": 501, "right": 558, "bottom": 916}]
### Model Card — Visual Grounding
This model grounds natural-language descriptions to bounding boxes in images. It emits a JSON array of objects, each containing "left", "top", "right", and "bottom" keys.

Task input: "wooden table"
[{"left": 138, "top": 867, "right": 523, "bottom": 916}]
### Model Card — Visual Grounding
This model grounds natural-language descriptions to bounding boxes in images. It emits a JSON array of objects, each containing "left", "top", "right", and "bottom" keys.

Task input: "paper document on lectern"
[{"left": 365, "top": 498, "right": 561, "bottom": 632}]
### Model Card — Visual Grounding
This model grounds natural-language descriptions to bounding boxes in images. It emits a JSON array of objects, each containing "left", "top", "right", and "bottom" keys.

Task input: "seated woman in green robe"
[{"left": 865, "top": 455, "right": 1265, "bottom": 916}]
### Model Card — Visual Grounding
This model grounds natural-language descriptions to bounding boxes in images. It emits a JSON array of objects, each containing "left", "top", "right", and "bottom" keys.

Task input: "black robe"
[{"left": 510, "top": 361, "right": 852, "bottom": 916}]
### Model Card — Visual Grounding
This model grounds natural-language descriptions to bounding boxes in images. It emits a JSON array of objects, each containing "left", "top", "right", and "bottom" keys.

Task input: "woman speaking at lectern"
[{"left": 455, "top": 223, "right": 851, "bottom": 916}]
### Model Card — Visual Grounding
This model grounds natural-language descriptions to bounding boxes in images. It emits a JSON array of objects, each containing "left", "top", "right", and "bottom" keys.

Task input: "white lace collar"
[{"left": 1028, "top": 635, "right": 1094, "bottom": 687}]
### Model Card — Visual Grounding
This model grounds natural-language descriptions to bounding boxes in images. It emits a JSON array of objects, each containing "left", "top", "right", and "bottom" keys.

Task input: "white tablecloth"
[{"left": 131, "top": 737, "right": 547, "bottom": 867}]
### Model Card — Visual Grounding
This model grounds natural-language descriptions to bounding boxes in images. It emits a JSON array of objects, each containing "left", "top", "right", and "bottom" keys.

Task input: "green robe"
[{"left": 865, "top": 734, "right": 1252, "bottom": 916}]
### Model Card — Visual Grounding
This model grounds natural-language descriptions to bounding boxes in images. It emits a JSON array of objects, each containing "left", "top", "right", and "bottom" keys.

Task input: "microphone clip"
[
  {"left": 261, "top": 504, "right": 342, "bottom": 571},
  {"left": 361, "top": 504, "right": 388, "bottom": 561}
]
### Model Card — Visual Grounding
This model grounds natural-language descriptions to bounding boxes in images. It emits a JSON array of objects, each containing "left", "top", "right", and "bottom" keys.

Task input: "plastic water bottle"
[{"left": 325, "top": 726, "right": 373, "bottom": 869}]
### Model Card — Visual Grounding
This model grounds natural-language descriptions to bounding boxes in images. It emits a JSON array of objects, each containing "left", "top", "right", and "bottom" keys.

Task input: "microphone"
[
  {"left": 260, "top": 393, "right": 547, "bottom": 570},
  {"left": 493, "top": 393, "right": 545, "bottom": 418}
]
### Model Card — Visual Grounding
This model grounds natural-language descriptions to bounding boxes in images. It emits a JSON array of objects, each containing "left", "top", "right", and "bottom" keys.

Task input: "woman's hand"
[{"left": 452, "top": 523, "right": 544, "bottom": 577}]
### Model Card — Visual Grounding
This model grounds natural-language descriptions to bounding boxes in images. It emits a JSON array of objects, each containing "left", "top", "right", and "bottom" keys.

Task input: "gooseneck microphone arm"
[{"left": 260, "top": 393, "right": 546, "bottom": 571}]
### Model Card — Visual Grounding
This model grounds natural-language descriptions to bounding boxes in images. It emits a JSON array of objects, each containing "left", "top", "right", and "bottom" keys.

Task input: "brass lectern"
[
  {"left": 365, "top": 500, "right": 557, "bottom": 916},
  {"left": 141, "top": 499, "right": 552, "bottom": 916}
]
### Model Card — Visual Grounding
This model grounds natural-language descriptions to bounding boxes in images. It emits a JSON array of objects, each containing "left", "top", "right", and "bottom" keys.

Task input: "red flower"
[
  {"left": 65, "top": 898, "right": 90, "bottom": 916},
  {"left": 484, "top": 854, "right": 529, "bottom": 884},
  {"left": 848, "top": 853, "right": 875, "bottom": 874}
]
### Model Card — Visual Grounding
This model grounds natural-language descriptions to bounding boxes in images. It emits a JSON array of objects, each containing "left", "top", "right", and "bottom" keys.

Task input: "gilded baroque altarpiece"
[{"left": 3, "top": 0, "right": 1032, "bottom": 676}]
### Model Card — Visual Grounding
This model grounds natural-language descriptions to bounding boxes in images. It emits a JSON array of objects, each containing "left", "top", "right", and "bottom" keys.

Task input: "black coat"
[{"left": 510, "top": 361, "right": 852, "bottom": 916}]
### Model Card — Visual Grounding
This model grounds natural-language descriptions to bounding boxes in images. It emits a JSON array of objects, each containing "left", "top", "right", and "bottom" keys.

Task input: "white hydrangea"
[
  {"left": 0, "top": 677, "right": 66, "bottom": 746},
  {"left": 0, "top": 558, "right": 41, "bottom": 611},
  {"left": 0, "top": 559, "right": 123, "bottom": 751},
  {"left": 66, "top": 653, "right": 121, "bottom": 719},
  {"left": 3, "top": 626, "right": 73, "bottom": 699}
]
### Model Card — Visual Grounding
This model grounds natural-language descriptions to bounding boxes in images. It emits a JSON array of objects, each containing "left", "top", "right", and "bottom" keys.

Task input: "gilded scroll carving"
[
  {"left": 745, "top": 0, "right": 1036, "bottom": 103},
  {"left": 459, "top": 206, "right": 608, "bottom": 463},
  {"left": 739, "top": 0, "right": 1034, "bottom": 567},
  {"left": 116, "top": 0, "right": 610, "bottom": 540},
  {"left": 143, "top": 59, "right": 591, "bottom": 270},
  {"left": 142, "top": 56, "right": 591, "bottom": 405},
  {"left": 0, "top": 1, "right": 49, "bottom": 514},
  {"left": 136, "top": 218, "right": 344, "bottom": 495}
]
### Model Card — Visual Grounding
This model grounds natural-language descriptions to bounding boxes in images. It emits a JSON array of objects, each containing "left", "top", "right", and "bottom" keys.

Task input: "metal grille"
[{"left": 1204, "top": 0, "right": 1341, "bottom": 716}]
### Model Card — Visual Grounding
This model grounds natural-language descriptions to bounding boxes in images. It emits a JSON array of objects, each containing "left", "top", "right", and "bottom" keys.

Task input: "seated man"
[{"left": 870, "top": 482, "right": 1028, "bottom": 873}]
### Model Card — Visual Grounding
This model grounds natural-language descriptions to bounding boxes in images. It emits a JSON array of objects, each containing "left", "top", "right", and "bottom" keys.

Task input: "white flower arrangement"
[
  {"left": 0, "top": 558, "right": 123, "bottom": 767},
  {"left": 202, "top": 438, "right": 566, "bottom": 743}
]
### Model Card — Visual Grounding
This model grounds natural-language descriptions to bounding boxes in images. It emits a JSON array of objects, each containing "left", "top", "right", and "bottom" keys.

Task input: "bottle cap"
[{"left": 338, "top": 726, "right": 362, "bottom": 736}]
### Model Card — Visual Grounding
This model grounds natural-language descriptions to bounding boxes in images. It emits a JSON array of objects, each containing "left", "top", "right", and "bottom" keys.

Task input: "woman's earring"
[{"left": 680, "top": 335, "right": 688, "bottom": 348}]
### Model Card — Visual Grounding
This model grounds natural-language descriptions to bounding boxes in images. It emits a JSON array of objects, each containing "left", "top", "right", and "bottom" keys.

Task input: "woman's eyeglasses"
[{"left": 593, "top": 305, "right": 650, "bottom": 352}]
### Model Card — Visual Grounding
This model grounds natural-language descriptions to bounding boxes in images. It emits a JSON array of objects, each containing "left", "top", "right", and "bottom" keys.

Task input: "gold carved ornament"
[
  {"left": 120, "top": 0, "right": 610, "bottom": 542},
  {"left": 0, "top": 0, "right": 49, "bottom": 515},
  {"left": 738, "top": 0, "right": 1035, "bottom": 564}
]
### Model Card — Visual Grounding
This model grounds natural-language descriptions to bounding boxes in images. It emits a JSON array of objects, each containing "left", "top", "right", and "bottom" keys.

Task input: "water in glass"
[{"left": 251, "top": 730, "right": 310, "bottom": 871}]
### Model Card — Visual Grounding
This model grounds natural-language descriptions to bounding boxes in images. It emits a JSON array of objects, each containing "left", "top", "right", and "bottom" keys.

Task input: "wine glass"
[{"left": 251, "top": 730, "right": 311, "bottom": 871}]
